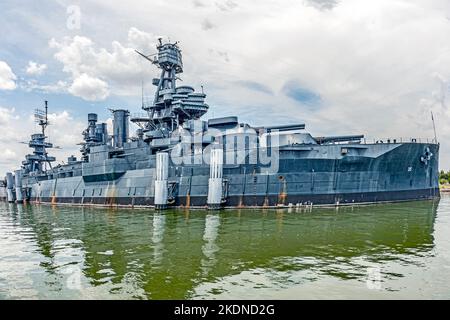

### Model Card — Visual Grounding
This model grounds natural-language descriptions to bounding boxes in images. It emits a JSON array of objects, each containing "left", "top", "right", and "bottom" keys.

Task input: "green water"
[{"left": 1, "top": 195, "right": 449, "bottom": 300}]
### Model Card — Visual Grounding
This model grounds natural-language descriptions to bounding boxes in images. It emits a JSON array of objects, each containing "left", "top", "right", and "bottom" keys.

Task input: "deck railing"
[{"left": 360, "top": 137, "right": 438, "bottom": 144}]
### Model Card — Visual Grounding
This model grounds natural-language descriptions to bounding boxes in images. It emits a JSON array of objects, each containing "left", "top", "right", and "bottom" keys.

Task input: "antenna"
[
  {"left": 141, "top": 80, "right": 145, "bottom": 109},
  {"left": 34, "top": 100, "right": 49, "bottom": 135},
  {"left": 431, "top": 110, "right": 438, "bottom": 143}
]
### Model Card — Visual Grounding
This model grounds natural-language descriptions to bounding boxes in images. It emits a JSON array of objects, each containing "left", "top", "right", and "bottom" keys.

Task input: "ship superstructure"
[
  {"left": 132, "top": 39, "right": 208, "bottom": 138},
  {"left": 0, "top": 40, "right": 440, "bottom": 208},
  {"left": 23, "top": 101, "right": 56, "bottom": 173}
]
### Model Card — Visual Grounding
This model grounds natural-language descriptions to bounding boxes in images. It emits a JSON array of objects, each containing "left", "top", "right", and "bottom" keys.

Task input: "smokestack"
[
  {"left": 87, "top": 113, "right": 98, "bottom": 141},
  {"left": 112, "top": 109, "right": 130, "bottom": 148},
  {"left": 95, "top": 123, "right": 108, "bottom": 144}
]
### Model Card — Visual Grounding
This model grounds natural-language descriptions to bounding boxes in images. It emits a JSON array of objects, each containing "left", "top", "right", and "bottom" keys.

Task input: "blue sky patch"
[{"left": 282, "top": 80, "right": 322, "bottom": 107}]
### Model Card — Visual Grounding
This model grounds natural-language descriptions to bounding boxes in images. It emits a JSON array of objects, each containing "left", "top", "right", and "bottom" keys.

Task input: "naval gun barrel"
[
  {"left": 112, "top": 109, "right": 130, "bottom": 148},
  {"left": 314, "top": 135, "right": 364, "bottom": 144},
  {"left": 260, "top": 124, "right": 306, "bottom": 133}
]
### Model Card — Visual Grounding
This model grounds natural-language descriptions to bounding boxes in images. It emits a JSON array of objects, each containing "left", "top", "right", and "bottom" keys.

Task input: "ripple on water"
[{"left": 1, "top": 197, "right": 450, "bottom": 299}]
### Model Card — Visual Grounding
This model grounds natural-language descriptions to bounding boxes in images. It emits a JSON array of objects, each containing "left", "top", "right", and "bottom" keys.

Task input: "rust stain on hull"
[{"left": 185, "top": 193, "right": 190, "bottom": 208}]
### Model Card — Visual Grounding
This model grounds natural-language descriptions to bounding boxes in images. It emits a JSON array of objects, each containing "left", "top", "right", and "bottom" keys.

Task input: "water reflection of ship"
[
  {"left": 3, "top": 199, "right": 438, "bottom": 299},
  {"left": 7, "top": 204, "right": 56, "bottom": 262},
  {"left": 2, "top": 204, "right": 72, "bottom": 295},
  {"left": 201, "top": 214, "right": 220, "bottom": 276}
]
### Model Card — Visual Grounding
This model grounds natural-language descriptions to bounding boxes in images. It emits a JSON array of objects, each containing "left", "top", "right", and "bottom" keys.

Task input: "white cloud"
[
  {"left": 105, "top": 117, "right": 114, "bottom": 136},
  {"left": 25, "top": 61, "right": 47, "bottom": 76},
  {"left": 21, "top": 79, "right": 68, "bottom": 93},
  {"left": 0, "top": 107, "right": 32, "bottom": 172},
  {"left": 127, "top": 27, "right": 157, "bottom": 54},
  {"left": 0, "top": 61, "right": 17, "bottom": 90},
  {"left": 304, "top": 0, "right": 339, "bottom": 11},
  {"left": 68, "top": 73, "right": 109, "bottom": 101},
  {"left": 201, "top": 18, "right": 215, "bottom": 30},
  {"left": 49, "top": 28, "right": 158, "bottom": 100},
  {"left": 215, "top": 0, "right": 238, "bottom": 11},
  {"left": 4, "top": 149, "right": 17, "bottom": 161},
  {"left": 0, "top": 107, "right": 18, "bottom": 126},
  {"left": 46, "top": 110, "right": 86, "bottom": 148}
]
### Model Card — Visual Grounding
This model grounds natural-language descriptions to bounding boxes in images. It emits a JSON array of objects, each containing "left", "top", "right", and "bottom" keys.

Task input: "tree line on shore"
[{"left": 440, "top": 170, "right": 450, "bottom": 185}]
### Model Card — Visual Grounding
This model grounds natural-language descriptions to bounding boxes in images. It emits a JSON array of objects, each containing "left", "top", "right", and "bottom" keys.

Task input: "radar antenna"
[{"left": 34, "top": 100, "right": 49, "bottom": 135}]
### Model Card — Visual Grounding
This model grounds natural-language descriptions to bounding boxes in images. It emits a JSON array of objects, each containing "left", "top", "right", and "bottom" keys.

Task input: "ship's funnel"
[
  {"left": 87, "top": 113, "right": 98, "bottom": 141},
  {"left": 88, "top": 113, "right": 98, "bottom": 122},
  {"left": 112, "top": 109, "right": 130, "bottom": 148},
  {"left": 95, "top": 123, "right": 108, "bottom": 144}
]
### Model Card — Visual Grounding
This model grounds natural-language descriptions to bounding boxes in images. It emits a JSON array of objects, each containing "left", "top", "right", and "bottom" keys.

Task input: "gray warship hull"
[
  {"left": 0, "top": 40, "right": 440, "bottom": 208},
  {"left": 2, "top": 141, "right": 438, "bottom": 208}
]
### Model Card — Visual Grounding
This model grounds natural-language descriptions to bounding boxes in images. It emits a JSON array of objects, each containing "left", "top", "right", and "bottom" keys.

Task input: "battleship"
[{"left": 0, "top": 39, "right": 440, "bottom": 209}]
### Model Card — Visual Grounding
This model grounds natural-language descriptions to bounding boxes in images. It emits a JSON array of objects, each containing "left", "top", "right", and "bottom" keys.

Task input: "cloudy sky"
[{"left": 1, "top": 0, "right": 450, "bottom": 173}]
